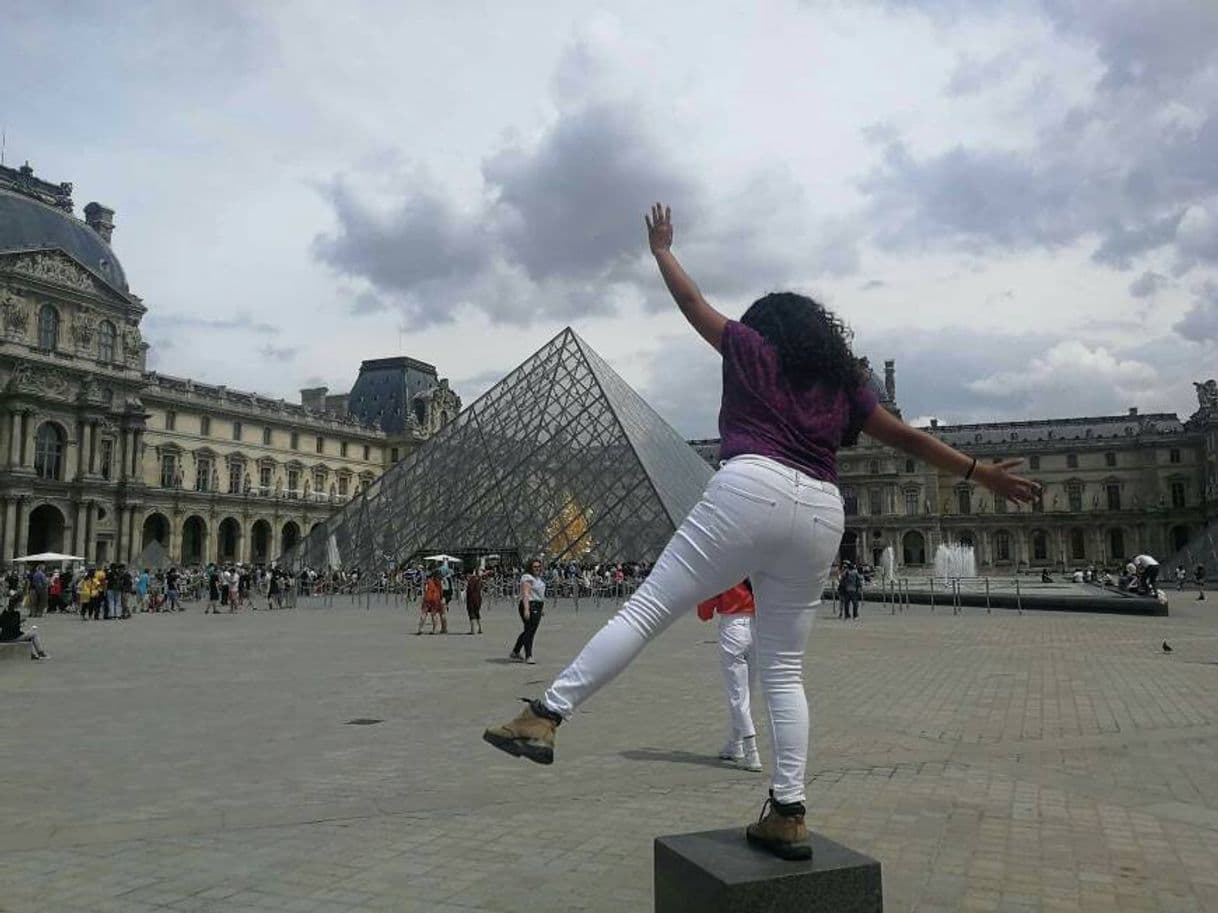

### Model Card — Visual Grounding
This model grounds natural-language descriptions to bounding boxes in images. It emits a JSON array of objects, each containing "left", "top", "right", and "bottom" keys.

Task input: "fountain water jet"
[
  {"left": 879, "top": 545, "right": 896, "bottom": 582},
  {"left": 933, "top": 542, "right": 976, "bottom": 579}
]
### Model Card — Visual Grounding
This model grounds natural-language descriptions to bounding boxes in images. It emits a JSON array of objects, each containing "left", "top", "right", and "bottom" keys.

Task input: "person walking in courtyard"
[
  {"left": 136, "top": 568, "right": 150, "bottom": 613},
  {"left": 104, "top": 564, "right": 121, "bottom": 620},
  {"left": 48, "top": 570, "right": 63, "bottom": 613},
  {"left": 205, "top": 566, "right": 220, "bottom": 614},
  {"left": 29, "top": 564, "right": 48, "bottom": 618},
  {"left": 484, "top": 203, "right": 1040, "bottom": 861},
  {"left": 1196, "top": 563, "right": 1206, "bottom": 601},
  {"left": 416, "top": 570, "right": 445, "bottom": 634},
  {"left": 227, "top": 566, "right": 240, "bottom": 612},
  {"left": 838, "top": 561, "right": 862, "bottom": 620},
  {"left": 439, "top": 559, "right": 455, "bottom": 614},
  {"left": 698, "top": 581, "right": 763, "bottom": 772},
  {"left": 509, "top": 559, "right": 546, "bottom": 664},
  {"left": 165, "top": 566, "right": 181, "bottom": 612},
  {"left": 466, "top": 569, "right": 484, "bottom": 635}
]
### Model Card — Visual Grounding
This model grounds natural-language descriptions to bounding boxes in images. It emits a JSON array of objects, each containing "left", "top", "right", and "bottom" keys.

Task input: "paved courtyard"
[{"left": 3, "top": 591, "right": 1218, "bottom": 912}]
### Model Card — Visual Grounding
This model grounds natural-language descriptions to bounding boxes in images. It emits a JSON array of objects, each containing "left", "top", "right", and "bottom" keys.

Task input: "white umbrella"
[
  {"left": 14, "top": 552, "right": 85, "bottom": 563},
  {"left": 422, "top": 554, "right": 462, "bottom": 564}
]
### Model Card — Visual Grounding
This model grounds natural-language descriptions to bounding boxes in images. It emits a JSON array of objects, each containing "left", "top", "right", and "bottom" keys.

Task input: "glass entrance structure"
[{"left": 282, "top": 328, "right": 713, "bottom": 571}]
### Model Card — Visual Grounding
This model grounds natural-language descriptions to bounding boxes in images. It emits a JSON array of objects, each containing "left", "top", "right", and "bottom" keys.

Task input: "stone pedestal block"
[{"left": 655, "top": 827, "right": 882, "bottom": 912}]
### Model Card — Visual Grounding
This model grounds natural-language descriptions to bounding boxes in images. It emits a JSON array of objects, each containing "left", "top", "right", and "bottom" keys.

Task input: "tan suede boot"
[
  {"left": 746, "top": 791, "right": 812, "bottom": 861},
  {"left": 482, "top": 699, "right": 561, "bottom": 765}
]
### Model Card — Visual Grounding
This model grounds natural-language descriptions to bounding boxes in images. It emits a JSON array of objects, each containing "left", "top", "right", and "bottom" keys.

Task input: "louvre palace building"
[
  {"left": 0, "top": 162, "right": 459, "bottom": 568},
  {"left": 692, "top": 362, "right": 1218, "bottom": 574}
]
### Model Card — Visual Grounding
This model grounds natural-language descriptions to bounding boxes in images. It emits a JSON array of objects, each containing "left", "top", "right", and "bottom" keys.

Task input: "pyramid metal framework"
[
  {"left": 1167, "top": 520, "right": 1218, "bottom": 581},
  {"left": 282, "top": 328, "right": 714, "bottom": 571}
]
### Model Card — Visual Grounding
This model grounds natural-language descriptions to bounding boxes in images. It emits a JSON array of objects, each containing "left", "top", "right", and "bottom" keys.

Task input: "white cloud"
[
  {"left": 1, "top": 0, "right": 1215, "bottom": 433},
  {"left": 967, "top": 341, "right": 1159, "bottom": 415}
]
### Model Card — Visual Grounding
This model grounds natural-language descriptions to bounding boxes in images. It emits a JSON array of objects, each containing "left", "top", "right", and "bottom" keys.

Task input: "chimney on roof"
[
  {"left": 84, "top": 202, "right": 115, "bottom": 243},
  {"left": 300, "top": 386, "right": 329, "bottom": 412},
  {"left": 1128, "top": 406, "right": 1138, "bottom": 416},
  {"left": 930, "top": 418, "right": 939, "bottom": 428},
  {"left": 883, "top": 359, "right": 896, "bottom": 402}
]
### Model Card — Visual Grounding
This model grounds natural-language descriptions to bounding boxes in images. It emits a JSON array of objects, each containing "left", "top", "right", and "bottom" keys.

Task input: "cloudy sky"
[{"left": 4, "top": 0, "right": 1217, "bottom": 435}]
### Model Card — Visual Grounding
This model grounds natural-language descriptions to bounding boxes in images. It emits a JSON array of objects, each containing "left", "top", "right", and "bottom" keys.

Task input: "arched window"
[
  {"left": 1032, "top": 530, "right": 1048, "bottom": 562},
  {"left": 902, "top": 530, "right": 926, "bottom": 565},
  {"left": 97, "top": 320, "right": 116, "bottom": 362},
  {"left": 37, "top": 304, "right": 59, "bottom": 350},
  {"left": 33, "top": 423, "right": 65, "bottom": 480},
  {"left": 1070, "top": 527, "right": 1086, "bottom": 561},
  {"left": 994, "top": 530, "right": 1012, "bottom": 561}
]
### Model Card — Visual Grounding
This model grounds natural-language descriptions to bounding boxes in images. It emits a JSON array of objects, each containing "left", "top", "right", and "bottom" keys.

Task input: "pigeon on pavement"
[{"left": 1162, "top": 641, "right": 1173, "bottom": 653}]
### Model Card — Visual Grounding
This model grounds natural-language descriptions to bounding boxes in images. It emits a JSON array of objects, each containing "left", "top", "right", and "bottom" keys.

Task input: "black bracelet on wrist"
[{"left": 964, "top": 457, "right": 977, "bottom": 481}]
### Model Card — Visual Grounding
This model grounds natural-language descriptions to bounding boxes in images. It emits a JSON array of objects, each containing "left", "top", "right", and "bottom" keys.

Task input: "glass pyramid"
[
  {"left": 1167, "top": 520, "right": 1218, "bottom": 581},
  {"left": 284, "top": 328, "right": 714, "bottom": 571}
]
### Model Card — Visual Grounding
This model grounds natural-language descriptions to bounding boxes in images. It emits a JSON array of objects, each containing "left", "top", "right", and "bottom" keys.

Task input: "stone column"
[
  {"left": 7, "top": 411, "right": 20, "bottom": 467},
  {"left": 115, "top": 506, "right": 129, "bottom": 564},
  {"left": 169, "top": 515, "right": 182, "bottom": 565},
  {"left": 78, "top": 422, "right": 92, "bottom": 477},
  {"left": 71, "top": 421, "right": 85, "bottom": 479},
  {"left": 131, "top": 430, "right": 143, "bottom": 479},
  {"left": 0, "top": 497, "right": 10, "bottom": 560},
  {"left": 206, "top": 516, "right": 219, "bottom": 565},
  {"left": 19, "top": 411, "right": 32, "bottom": 468},
  {"left": 126, "top": 508, "right": 138, "bottom": 564},
  {"left": 73, "top": 502, "right": 85, "bottom": 557},
  {"left": 119, "top": 429, "right": 131, "bottom": 482},
  {"left": 15, "top": 498, "right": 29, "bottom": 558},
  {"left": 87, "top": 421, "right": 99, "bottom": 475},
  {"left": 240, "top": 517, "right": 252, "bottom": 564},
  {"left": 84, "top": 501, "right": 96, "bottom": 563}
]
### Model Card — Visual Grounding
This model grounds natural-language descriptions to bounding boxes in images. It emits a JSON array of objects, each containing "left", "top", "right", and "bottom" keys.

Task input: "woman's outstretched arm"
[
  {"left": 862, "top": 405, "right": 1042, "bottom": 503},
  {"left": 646, "top": 203, "right": 727, "bottom": 351}
]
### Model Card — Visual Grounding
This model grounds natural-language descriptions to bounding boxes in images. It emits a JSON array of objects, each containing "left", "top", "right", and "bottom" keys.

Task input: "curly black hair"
[{"left": 739, "top": 292, "right": 861, "bottom": 392}]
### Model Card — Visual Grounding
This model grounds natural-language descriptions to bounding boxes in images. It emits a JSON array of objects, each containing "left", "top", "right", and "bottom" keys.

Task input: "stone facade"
[
  {"left": 0, "top": 163, "right": 457, "bottom": 567},
  {"left": 691, "top": 376, "right": 1218, "bottom": 573}
]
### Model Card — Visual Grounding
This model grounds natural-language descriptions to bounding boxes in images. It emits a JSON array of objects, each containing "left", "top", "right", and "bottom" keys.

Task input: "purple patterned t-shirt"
[{"left": 717, "top": 320, "right": 878, "bottom": 484}]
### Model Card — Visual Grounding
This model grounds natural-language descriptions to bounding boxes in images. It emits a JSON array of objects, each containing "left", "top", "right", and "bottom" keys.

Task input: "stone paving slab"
[{"left": 2, "top": 592, "right": 1218, "bottom": 911}]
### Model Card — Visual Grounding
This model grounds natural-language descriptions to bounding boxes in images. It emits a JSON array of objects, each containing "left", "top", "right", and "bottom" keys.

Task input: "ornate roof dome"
[{"left": 0, "top": 164, "right": 128, "bottom": 293}]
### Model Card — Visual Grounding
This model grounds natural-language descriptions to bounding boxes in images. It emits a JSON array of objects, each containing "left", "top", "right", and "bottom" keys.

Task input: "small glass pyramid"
[{"left": 284, "top": 328, "right": 714, "bottom": 570}]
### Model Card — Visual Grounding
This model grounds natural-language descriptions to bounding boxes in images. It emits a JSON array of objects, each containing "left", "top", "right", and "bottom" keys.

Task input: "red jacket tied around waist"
[{"left": 697, "top": 582, "right": 755, "bottom": 621}]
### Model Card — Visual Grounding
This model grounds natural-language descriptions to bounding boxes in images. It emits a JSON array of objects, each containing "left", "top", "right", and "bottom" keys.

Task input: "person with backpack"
[{"left": 837, "top": 562, "right": 862, "bottom": 620}]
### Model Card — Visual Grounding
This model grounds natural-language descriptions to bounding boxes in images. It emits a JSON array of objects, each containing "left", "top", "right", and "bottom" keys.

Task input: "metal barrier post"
[
  {"left": 929, "top": 576, "right": 935, "bottom": 611},
  {"left": 1015, "top": 578, "right": 1023, "bottom": 615},
  {"left": 985, "top": 577, "right": 991, "bottom": 614},
  {"left": 952, "top": 579, "right": 958, "bottom": 614}
]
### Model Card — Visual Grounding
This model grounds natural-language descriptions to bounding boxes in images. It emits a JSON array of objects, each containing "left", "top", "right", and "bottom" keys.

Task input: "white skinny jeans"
[
  {"left": 718, "top": 614, "right": 756, "bottom": 745},
  {"left": 543, "top": 454, "right": 844, "bottom": 803}
]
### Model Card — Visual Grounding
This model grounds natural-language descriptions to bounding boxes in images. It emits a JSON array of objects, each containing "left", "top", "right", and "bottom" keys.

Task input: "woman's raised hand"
[
  {"left": 645, "top": 202, "right": 673, "bottom": 255},
  {"left": 974, "top": 459, "right": 1042, "bottom": 504}
]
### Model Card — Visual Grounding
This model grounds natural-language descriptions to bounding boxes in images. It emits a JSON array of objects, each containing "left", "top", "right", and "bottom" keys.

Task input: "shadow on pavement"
[{"left": 620, "top": 748, "right": 734, "bottom": 769}]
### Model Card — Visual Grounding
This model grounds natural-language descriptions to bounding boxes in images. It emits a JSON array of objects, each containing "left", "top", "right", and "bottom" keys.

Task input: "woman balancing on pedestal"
[{"left": 483, "top": 204, "right": 1041, "bottom": 860}]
